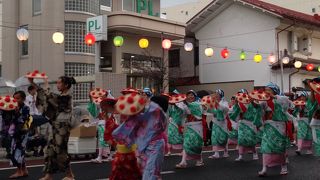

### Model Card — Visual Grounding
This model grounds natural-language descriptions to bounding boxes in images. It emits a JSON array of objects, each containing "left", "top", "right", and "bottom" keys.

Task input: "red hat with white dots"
[
  {"left": 115, "top": 93, "right": 147, "bottom": 115},
  {"left": 0, "top": 96, "right": 18, "bottom": 111}
]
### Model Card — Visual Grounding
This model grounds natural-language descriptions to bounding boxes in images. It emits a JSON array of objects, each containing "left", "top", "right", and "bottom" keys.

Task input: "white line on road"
[{"left": 0, "top": 160, "right": 92, "bottom": 171}]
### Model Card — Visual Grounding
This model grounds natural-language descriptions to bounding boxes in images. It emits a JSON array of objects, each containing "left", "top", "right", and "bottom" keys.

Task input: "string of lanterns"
[{"left": 16, "top": 28, "right": 320, "bottom": 72}]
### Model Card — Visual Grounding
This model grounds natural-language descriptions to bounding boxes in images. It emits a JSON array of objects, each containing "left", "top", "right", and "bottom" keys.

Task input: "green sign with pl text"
[{"left": 136, "top": 0, "right": 159, "bottom": 17}]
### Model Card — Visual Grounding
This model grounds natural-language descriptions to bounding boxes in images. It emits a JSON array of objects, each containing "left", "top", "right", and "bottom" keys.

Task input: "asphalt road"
[{"left": 0, "top": 148, "right": 319, "bottom": 180}]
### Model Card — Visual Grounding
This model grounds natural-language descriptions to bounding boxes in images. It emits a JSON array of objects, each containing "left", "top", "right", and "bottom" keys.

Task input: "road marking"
[
  {"left": 161, "top": 170, "right": 175, "bottom": 175},
  {"left": 0, "top": 160, "right": 92, "bottom": 171}
]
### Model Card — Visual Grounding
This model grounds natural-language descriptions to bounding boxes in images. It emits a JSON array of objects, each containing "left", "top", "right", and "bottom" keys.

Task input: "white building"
[
  {"left": 162, "top": 0, "right": 320, "bottom": 23},
  {"left": 172, "top": 0, "right": 320, "bottom": 99}
]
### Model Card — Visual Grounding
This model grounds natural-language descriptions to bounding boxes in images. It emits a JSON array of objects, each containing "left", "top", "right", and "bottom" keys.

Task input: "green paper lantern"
[
  {"left": 240, "top": 51, "right": 246, "bottom": 60},
  {"left": 113, "top": 36, "right": 124, "bottom": 47}
]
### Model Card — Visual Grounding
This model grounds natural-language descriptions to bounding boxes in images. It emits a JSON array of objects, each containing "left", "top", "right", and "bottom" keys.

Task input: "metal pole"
[
  {"left": 276, "top": 23, "right": 294, "bottom": 93},
  {"left": 95, "top": 41, "right": 101, "bottom": 73}
]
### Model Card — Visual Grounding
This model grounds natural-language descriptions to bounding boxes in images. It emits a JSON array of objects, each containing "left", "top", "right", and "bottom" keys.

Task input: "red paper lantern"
[
  {"left": 162, "top": 39, "right": 171, "bottom": 50},
  {"left": 221, "top": 48, "right": 229, "bottom": 59},
  {"left": 306, "top": 64, "right": 314, "bottom": 71},
  {"left": 85, "top": 33, "right": 96, "bottom": 46}
]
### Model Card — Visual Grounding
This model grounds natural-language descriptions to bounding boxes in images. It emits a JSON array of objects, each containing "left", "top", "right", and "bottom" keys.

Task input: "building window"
[
  {"left": 65, "top": 0, "right": 100, "bottom": 15},
  {"left": 65, "top": 21, "right": 95, "bottom": 54},
  {"left": 123, "top": 0, "right": 135, "bottom": 12},
  {"left": 73, "top": 82, "right": 92, "bottom": 102},
  {"left": 100, "top": 0, "right": 112, "bottom": 11},
  {"left": 169, "top": 49, "right": 180, "bottom": 67},
  {"left": 65, "top": 63, "right": 95, "bottom": 77},
  {"left": 32, "top": 0, "right": 41, "bottom": 15}
]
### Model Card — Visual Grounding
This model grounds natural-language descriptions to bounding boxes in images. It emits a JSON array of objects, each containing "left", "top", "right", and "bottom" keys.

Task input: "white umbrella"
[
  {"left": 14, "top": 76, "right": 44, "bottom": 87},
  {"left": 0, "top": 77, "right": 16, "bottom": 88}
]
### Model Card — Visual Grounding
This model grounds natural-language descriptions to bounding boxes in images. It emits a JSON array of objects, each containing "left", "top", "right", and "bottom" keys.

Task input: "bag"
[
  {"left": 69, "top": 114, "right": 80, "bottom": 129},
  {"left": 22, "top": 115, "right": 33, "bottom": 131}
]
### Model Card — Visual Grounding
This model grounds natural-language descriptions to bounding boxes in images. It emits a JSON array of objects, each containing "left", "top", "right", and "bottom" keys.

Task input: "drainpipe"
[
  {"left": 288, "top": 69, "right": 299, "bottom": 93},
  {"left": 276, "top": 23, "right": 295, "bottom": 93}
]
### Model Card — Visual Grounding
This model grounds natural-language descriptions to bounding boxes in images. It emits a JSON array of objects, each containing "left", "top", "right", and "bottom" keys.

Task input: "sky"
[{"left": 161, "top": 0, "right": 198, "bottom": 8}]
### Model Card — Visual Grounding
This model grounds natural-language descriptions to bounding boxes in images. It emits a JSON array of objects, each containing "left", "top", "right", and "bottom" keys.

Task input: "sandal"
[
  {"left": 175, "top": 163, "right": 187, "bottom": 169},
  {"left": 280, "top": 170, "right": 288, "bottom": 175},
  {"left": 195, "top": 162, "right": 204, "bottom": 167},
  {"left": 208, "top": 155, "right": 219, "bottom": 159},
  {"left": 91, "top": 159, "right": 102, "bottom": 164},
  {"left": 258, "top": 171, "right": 267, "bottom": 177}
]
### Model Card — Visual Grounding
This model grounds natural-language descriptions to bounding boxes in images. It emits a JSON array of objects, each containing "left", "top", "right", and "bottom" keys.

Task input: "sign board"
[{"left": 86, "top": 15, "right": 108, "bottom": 41}]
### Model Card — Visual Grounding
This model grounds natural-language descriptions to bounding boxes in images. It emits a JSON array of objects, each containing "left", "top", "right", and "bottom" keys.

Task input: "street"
[{"left": 0, "top": 148, "right": 319, "bottom": 180}]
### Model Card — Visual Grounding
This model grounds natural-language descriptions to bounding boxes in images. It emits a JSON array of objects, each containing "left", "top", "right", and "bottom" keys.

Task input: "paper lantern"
[
  {"left": 52, "top": 32, "right": 64, "bottom": 44},
  {"left": 318, "top": 66, "right": 320, "bottom": 72},
  {"left": 254, "top": 53, "right": 262, "bottom": 63},
  {"left": 268, "top": 53, "right": 276, "bottom": 64},
  {"left": 306, "top": 64, "right": 314, "bottom": 71},
  {"left": 221, "top": 48, "right": 229, "bottom": 59},
  {"left": 205, "top": 47, "right": 214, "bottom": 57},
  {"left": 294, "top": 61, "right": 302, "bottom": 69},
  {"left": 162, "top": 39, "right": 171, "bottom": 50},
  {"left": 282, "top": 57, "right": 290, "bottom": 64},
  {"left": 16, "top": 28, "right": 29, "bottom": 41},
  {"left": 139, "top": 38, "right": 149, "bottom": 49},
  {"left": 184, "top": 42, "right": 193, "bottom": 52},
  {"left": 85, "top": 33, "right": 96, "bottom": 46},
  {"left": 240, "top": 51, "right": 246, "bottom": 61},
  {"left": 113, "top": 36, "right": 124, "bottom": 47}
]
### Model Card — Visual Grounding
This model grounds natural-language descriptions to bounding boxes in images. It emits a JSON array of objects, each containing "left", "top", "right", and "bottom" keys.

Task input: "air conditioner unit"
[
  {"left": 290, "top": 31, "right": 298, "bottom": 53},
  {"left": 298, "top": 35, "right": 312, "bottom": 56}
]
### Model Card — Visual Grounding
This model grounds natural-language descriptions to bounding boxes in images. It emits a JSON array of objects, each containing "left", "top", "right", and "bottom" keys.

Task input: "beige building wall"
[{"left": 161, "top": 0, "right": 212, "bottom": 23}]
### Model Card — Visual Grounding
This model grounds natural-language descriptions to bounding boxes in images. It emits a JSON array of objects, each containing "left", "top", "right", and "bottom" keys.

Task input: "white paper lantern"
[
  {"left": 205, "top": 47, "right": 214, "bottom": 57},
  {"left": 16, "top": 28, "right": 29, "bottom": 41},
  {"left": 184, "top": 42, "right": 193, "bottom": 52},
  {"left": 282, "top": 57, "right": 290, "bottom": 64},
  {"left": 268, "top": 53, "right": 276, "bottom": 64},
  {"left": 52, "top": 32, "right": 64, "bottom": 44},
  {"left": 294, "top": 61, "right": 302, "bottom": 69}
]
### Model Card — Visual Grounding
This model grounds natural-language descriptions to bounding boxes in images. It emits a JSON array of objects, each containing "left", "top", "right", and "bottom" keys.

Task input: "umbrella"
[
  {"left": 0, "top": 77, "right": 16, "bottom": 88},
  {"left": 14, "top": 76, "right": 44, "bottom": 87},
  {"left": 196, "top": 90, "right": 214, "bottom": 98}
]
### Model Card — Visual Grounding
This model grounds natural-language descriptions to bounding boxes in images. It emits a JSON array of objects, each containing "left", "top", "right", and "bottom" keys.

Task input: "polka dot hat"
[
  {"left": 0, "top": 95, "right": 18, "bottom": 111},
  {"left": 115, "top": 93, "right": 147, "bottom": 115}
]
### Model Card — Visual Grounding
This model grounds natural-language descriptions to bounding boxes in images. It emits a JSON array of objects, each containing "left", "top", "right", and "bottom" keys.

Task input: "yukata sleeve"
[
  {"left": 112, "top": 118, "right": 139, "bottom": 147},
  {"left": 253, "top": 105, "right": 263, "bottom": 128},
  {"left": 229, "top": 104, "right": 240, "bottom": 121},
  {"left": 306, "top": 98, "right": 317, "bottom": 120}
]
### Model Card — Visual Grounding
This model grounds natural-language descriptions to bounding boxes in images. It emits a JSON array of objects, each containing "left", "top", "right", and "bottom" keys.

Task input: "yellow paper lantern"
[
  {"left": 139, "top": 38, "right": 149, "bottom": 49},
  {"left": 254, "top": 53, "right": 262, "bottom": 63}
]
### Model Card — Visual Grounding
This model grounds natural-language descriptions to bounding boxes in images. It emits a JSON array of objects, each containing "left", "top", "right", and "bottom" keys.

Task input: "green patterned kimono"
[
  {"left": 230, "top": 103, "right": 263, "bottom": 147},
  {"left": 168, "top": 104, "right": 186, "bottom": 147},
  {"left": 228, "top": 105, "right": 239, "bottom": 141},
  {"left": 183, "top": 102, "right": 203, "bottom": 159},
  {"left": 308, "top": 99, "right": 320, "bottom": 155},
  {"left": 208, "top": 102, "right": 229, "bottom": 148},
  {"left": 260, "top": 96, "right": 291, "bottom": 154},
  {"left": 292, "top": 100, "right": 312, "bottom": 141}
]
